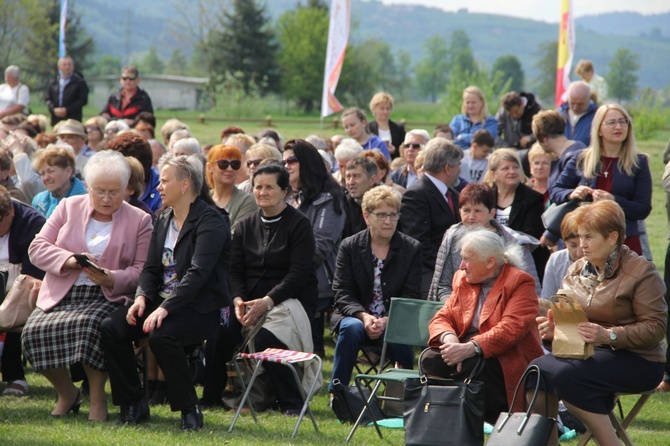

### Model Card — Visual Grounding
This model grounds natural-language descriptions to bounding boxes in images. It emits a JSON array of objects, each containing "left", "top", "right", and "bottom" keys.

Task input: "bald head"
[{"left": 568, "top": 81, "right": 591, "bottom": 115}]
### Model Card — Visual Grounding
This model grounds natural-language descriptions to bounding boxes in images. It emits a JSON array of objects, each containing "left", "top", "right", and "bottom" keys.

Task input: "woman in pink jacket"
[{"left": 21, "top": 150, "right": 153, "bottom": 421}]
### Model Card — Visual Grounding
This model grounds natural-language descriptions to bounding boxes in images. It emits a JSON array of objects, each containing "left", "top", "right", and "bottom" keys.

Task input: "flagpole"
[{"left": 59, "top": 0, "right": 68, "bottom": 58}]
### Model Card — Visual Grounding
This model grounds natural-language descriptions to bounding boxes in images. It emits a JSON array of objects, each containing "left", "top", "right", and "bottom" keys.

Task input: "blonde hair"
[
  {"left": 369, "top": 92, "right": 394, "bottom": 114},
  {"left": 577, "top": 104, "right": 638, "bottom": 179},
  {"left": 528, "top": 142, "right": 556, "bottom": 163},
  {"left": 484, "top": 148, "right": 528, "bottom": 185},
  {"left": 461, "top": 86, "right": 489, "bottom": 121},
  {"left": 575, "top": 59, "right": 594, "bottom": 77},
  {"left": 361, "top": 184, "right": 401, "bottom": 213}
]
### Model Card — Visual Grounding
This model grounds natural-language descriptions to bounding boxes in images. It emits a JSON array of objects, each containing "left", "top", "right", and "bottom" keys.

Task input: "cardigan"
[{"left": 225, "top": 187, "right": 258, "bottom": 230}]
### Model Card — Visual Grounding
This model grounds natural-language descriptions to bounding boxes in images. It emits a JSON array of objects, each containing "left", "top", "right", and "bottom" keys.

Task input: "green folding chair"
[{"left": 345, "top": 297, "right": 444, "bottom": 442}]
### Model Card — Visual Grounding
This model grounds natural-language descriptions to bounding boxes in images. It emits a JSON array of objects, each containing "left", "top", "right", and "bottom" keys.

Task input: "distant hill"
[{"left": 76, "top": 0, "right": 670, "bottom": 90}]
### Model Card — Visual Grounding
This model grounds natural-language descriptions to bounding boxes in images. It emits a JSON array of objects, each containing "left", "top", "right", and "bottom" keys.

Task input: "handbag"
[
  {"left": 403, "top": 354, "right": 486, "bottom": 446},
  {"left": 486, "top": 365, "right": 556, "bottom": 446},
  {"left": 331, "top": 378, "right": 386, "bottom": 425},
  {"left": 0, "top": 274, "right": 41, "bottom": 332},
  {"left": 541, "top": 200, "right": 580, "bottom": 237}
]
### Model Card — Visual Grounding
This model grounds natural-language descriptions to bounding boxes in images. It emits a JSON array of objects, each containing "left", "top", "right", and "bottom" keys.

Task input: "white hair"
[
  {"left": 5, "top": 65, "right": 20, "bottom": 78},
  {"left": 306, "top": 134, "right": 327, "bottom": 151},
  {"left": 460, "top": 229, "right": 526, "bottom": 270},
  {"left": 84, "top": 150, "right": 131, "bottom": 189},
  {"left": 104, "top": 120, "right": 130, "bottom": 135},
  {"left": 172, "top": 137, "right": 201, "bottom": 155},
  {"left": 334, "top": 138, "right": 364, "bottom": 161},
  {"left": 405, "top": 129, "right": 430, "bottom": 143}
]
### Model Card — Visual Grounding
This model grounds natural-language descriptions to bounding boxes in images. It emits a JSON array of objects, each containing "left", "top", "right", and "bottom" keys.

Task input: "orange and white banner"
[
  {"left": 555, "top": 0, "right": 575, "bottom": 107},
  {"left": 321, "top": 0, "right": 350, "bottom": 118}
]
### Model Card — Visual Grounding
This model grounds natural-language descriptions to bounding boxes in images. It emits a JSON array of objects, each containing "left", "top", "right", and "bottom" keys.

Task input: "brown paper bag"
[{"left": 550, "top": 293, "right": 594, "bottom": 359}]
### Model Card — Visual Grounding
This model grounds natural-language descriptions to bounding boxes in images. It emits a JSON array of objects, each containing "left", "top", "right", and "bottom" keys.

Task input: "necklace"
[{"left": 601, "top": 158, "right": 616, "bottom": 178}]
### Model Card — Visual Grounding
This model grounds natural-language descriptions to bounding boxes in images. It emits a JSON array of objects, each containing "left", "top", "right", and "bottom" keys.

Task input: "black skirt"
[
  {"left": 22, "top": 286, "right": 120, "bottom": 372},
  {"left": 528, "top": 346, "right": 664, "bottom": 414}
]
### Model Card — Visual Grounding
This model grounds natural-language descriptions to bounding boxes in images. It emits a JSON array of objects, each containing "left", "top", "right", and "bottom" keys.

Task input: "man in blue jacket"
[{"left": 558, "top": 81, "right": 598, "bottom": 146}]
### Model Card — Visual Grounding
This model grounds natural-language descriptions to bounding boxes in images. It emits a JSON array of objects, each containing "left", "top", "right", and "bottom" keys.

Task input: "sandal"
[{"left": 3, "top": 380, "right": 29, "bottom": 396}]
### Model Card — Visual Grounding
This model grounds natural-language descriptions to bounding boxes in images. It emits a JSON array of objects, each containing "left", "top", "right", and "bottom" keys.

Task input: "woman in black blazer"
[
  {"left": 367, "top": 92, "right": 406, "bottom": 159},
  {"left": 101, "top": 154, "right": 231, "bottom": 431},
  {"left": 329, "top": 185, "right": 422, "bottom": 393}
]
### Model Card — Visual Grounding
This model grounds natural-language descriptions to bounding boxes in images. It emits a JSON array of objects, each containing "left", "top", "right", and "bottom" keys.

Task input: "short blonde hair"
[
  {"left": 575, "top": 59, "right": 594, "bottom": 77},
  {"left": 369, "top": 92, "right": 394, "bottom": 114},
  {"left": 32, "top": 144, "right": 75, "bottom": 172},
  {"left": 528, "top": 142, "right": 556, "bottom": 163},
  {"left": 362, "top": 184, "right": 401, "bottom": 214}
]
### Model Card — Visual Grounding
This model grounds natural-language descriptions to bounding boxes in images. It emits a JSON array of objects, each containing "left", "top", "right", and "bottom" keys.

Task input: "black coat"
[
  {"left": 342, "top": 192, "right": 367, "bottom": 239},
  {"left": 101, "top": 88, "right": 153, "bottom": 121},
  {"left": 331, "top": 229, "right": 422, "bottom": 331},
  {"left": 368, "top": 119, "right": 406, "bottom": 159},
  {"left": 136, "top": 197, "right": 232, "bottom": 314},
  {"left": 44, "top": 71, "right": 89, "bottom": 125}
]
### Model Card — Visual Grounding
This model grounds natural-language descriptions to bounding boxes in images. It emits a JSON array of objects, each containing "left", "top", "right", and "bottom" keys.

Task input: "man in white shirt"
[{"left": 0, "top": 66, "right": 29, "bottom": 118}]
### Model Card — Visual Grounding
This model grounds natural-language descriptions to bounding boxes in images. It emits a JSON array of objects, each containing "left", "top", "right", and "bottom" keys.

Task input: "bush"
[
  {"left": 207, "top": 71, "right": 287, "bottom": 118},
  {"left": 629, "top": 89, "right": 670, "bottom": 141}
]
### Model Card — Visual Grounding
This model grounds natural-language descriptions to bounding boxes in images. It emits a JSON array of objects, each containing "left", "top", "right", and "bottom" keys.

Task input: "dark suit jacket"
[
  {"left": 495, "top": 183, "right": 545, "bottom": 240},
  {"left": 368, "top": 119, "right": 406, "bottom": 159},
  {"left": 136, "top": 197, "right": 232, "bottom": 314},
  {"left": 399, "top": 175, "right": 460, "bottom": 272},
  {"left": 331, "top": 229, "right": 422, "bottom": 331},
  {"left": 44, "top": 71, "right": 89, "bottom": 125}
]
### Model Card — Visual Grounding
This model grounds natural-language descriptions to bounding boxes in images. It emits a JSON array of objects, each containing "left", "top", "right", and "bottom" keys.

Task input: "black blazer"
[
  {"left": 136, "top": 197, "right": 232, "bottom": 314},
  {"left": 368, "top": 119, "right": 406, "bottom": 158},
  {"left": 399, "top": 175, "right": 460, "bottom": 271},
  {"left": 496, "top": 183, "right": 545, "bottom": 240},
  {"left": 44, "top": 71, "right": 89, "bottom": 126},
  {"left": 331, "top": 229, "right": 422, "bottom": 331}
]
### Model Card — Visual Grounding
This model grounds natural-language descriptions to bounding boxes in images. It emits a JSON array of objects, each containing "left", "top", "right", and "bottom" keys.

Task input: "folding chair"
[
  {"left": 228, "top": 348, "right": 323, "bottom": 439},
  {"left": 577, "top": 391, "right": 654, "bottom": 446},
  {"left": 346, "top": 297, "right": 444, "bottom": 442}
]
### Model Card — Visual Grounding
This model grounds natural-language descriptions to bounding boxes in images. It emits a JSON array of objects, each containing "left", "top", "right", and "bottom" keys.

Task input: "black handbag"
[
  {"left": 331, "top": 378, "right": 386, "bottom": 425},
  {"left": 541, "top": 200, "right": 581, "bottom": 237},
  {"left": 486, "top": 365, "right": 556, "bottom": 446},
  {"left": 403, "top": 355, "right": 486, "bottom": 446}
]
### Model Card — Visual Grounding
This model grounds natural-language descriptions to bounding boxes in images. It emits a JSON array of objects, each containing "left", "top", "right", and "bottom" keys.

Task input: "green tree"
[
  {"left": 415, "top": 36, "right": 450, "bottom": 103},
  {"left": 90, "top": 55, "right": 122, "bottom": 76},
  {"left": 276, "top": 5, "right": 329, "bottom": 111},
  {"left": 164, "top": 49, "right": 188, "bottom": 76},
  {"left": 208, "top": 0, "right": 279, "bottom": 93},
  {"left": 491, "top": 55, "right": 525, "bottom": 93},
  {"left": 532, "top": 41, "right": 558, "bottom": 105},
  {"left": 449, "top": 29, "right": 476, "bottom": 75},
  {"left": 187, "top": 42, "right": 210, "bottom": 78},
  {"left": 338, "top": 39, "right": 398, "bottom": 107},
  {"left": 135, "top": 45, "right": 165, "bottom": 74},
  {"left": 607, "top": 48, "right": 640, "bottom": 101}
]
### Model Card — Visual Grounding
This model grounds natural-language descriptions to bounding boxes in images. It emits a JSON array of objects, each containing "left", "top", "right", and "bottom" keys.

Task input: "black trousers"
[
  {"left": 201, "top": 310, "right": 243, "bottom": 405},
  {"left": 664, "top": 242, "right": 670, "bottom": 378},
  {"left": 420, "top": 347, "right": 508, "bottom": 424},
  {"left": 100, "top": 300, "right": 219, "bottom": 412},
  {"left": 1, "top": 332, "right": 24, "bottom": 382}
]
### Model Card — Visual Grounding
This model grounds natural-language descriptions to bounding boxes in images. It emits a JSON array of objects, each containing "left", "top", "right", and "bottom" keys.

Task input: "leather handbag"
[
  {"left": 0, "top": 274, "right": 41, "bottom": 332},
  {"left": 486, "top": 365, "right": 556, "bottom": 446},
  {"left": 541, "top": 200, "right": 580, "bottom": 237},
  {"left": 403, "top": 354, "right": 485, "bottom": 446}
]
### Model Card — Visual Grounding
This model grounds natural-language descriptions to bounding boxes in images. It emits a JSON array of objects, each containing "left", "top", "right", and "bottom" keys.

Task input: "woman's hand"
[
  {"left": 82, "top": 261, "right": 114, "bottom": 288},
  {"left": 63, "top": 255, "right": 83, "bottom": 271},
  {"left": 440, "top": 342, "right": 476, "bottom": 372},
  {"left": 233, "top": 297, "right": 246, "bottom": 323},
  {"left": 569, "top": 185, "right": 593, "bottom": 201},
  {"left": 591, "top": 189, "right": 614, "bottom": 202},
  {"left": 126, "top": 295, "right": 146, "bottom": 326},
  {"left": 241, "top": 297, "right": 269, "bottom": 327},
  {"left": 537, "top": 310, "right": 555, "bottom": 342},
  {"left": 143, "top": 306, "right": 169, "bottom": 333},
  {"left": 577, "top": 321, "right": 610, "bottom": 345}
]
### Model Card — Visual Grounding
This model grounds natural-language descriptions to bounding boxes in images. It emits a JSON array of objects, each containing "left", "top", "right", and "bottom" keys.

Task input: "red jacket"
[{"left": 428, "top": 264, "right": 543, "bottom": 411}]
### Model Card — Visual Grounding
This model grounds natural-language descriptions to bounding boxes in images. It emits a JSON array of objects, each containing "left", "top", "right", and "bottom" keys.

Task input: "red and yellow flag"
[{"left": 555, "top": 0, "right": 575, "bottom": 107}]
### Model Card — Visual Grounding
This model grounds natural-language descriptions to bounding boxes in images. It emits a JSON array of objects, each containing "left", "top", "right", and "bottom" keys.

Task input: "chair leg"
[
  {"left": 228, "top": 359, "right": 263, "bottom": 433},
  {"left": 232, "top": 357, "right": 258, "bottom": 422},
  {"left": 609, "top": 412, "right": 634, "bottom": 446},
  {"left": 285, "top": 357, "right": 322, "bottom": 439},
  {"left": 346, "top": 377, "right": 384, "bottom": 442}
]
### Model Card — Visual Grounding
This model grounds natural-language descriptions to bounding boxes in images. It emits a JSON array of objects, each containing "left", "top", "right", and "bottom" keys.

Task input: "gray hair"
[
  {"left": 84, "top": 150, "right": 131, "bottom": 189},
  {"left": 172, "top": 137, "right": 201, "bottom": 155},
  {"left": 423, "top": 137, "right": 463, "bottom": 174},
  {"left": 404, "top": 129, "right": 430, "bottom": 144},
  {"left": 306, "top": 135, "right": 327, "bottom": 151},
  {"left": 168, "top": 129, "right": 191, "bottom": 150},
  {"left": 334, "top": 138, "right": 364, "bottom": 161},
  {"left": 5, "top": 65, "right": 20, "bottom": 78},
  {"left": 159, "top": 153, "right": 203, "bottom": 196},
  {"left": 148, "top": 139, "right": 166, "bottom": 155},
  {"left": 460, "top": 229, "right": 525, "bottom": 270},
  {"left": 568, "top": 80, "right": 591, "bottom": 99},
  {"left": 104, "top": 120, "right": 130, "bottom": 135},
  {"left": 246, "top": 143, "right": 282, "bottom": 161}
]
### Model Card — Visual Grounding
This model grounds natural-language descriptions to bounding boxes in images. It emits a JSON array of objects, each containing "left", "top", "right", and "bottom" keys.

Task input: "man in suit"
[
  {"left": 400, "top": 137, "right": 463, "bottom": 299},
  {"left": 45, "top": 56, "right": 89, "bottom": 126}
]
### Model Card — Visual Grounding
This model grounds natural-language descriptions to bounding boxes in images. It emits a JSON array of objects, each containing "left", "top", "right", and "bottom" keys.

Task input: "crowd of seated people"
[{"left": 0, "top": 67, "right": 666, "bottom": 445}]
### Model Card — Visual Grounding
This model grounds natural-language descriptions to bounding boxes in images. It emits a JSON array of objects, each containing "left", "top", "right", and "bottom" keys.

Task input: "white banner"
[{"left": 321, "top": 0, "right": 350, "bottom": 118}]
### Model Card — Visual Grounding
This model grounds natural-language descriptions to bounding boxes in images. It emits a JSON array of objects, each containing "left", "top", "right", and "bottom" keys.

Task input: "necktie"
[{"left": 446, "top": 190, "right": 455, "bottom": 214}]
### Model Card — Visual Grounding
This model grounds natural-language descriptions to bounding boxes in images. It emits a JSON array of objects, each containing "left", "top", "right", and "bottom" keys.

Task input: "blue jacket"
[
  {"left": 31, "top": 177, "right": 87, "bottom": 218},
  {"left": 140, "top": 166, "right": 162, "bottom": 213},
  {"left": 550, "top": 154, "right": 652, "bottom": 237},
  {"left": 558, "top": 102, "right": 598, "bottom": 146},
  {"left": 449, "top": 114, "right": 498, "bottom": 150},
  {"left": 363, "top": 135, "right": 391, "bottom": 160}
]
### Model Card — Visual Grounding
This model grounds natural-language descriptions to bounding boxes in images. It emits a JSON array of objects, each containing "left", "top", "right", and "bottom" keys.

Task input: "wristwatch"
[
  {"left": 609, "top": 329, "right": 617, "bottom": 348},
  {"left": 471, "top": 340, "right": 482, "bottom": 356}
]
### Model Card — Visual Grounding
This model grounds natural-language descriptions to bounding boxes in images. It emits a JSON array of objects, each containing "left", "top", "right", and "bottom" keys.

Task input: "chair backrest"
[{"left": 383, "top": 297, "right": 444, "bottom": 347}]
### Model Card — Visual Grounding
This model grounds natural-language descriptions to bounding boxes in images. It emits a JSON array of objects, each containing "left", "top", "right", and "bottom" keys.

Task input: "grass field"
[{"left": 2, "top": 107, "right": 670, "bottom": 444}]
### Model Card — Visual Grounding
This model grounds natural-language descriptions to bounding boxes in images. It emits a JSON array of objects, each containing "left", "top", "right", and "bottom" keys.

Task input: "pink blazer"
[{"left": 29, "top": 195, "right": 153, "bottom": 311}]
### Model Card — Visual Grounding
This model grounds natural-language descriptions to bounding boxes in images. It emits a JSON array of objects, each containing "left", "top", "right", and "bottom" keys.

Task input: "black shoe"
[
  {"left": 49, "top": 389, "right": 82, "bottom": 418},
  {"left": 180, "top": 407, "right": 204, "bottom": 431},
  {"left": 119, "top": 399, "right": 150, "bottom": 425}
]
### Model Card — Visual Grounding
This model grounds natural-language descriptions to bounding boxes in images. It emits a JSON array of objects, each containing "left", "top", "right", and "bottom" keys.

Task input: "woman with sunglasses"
[
  {"left": 100, "top": 66, "right": 153, "bottom": 125},
  {"left": 550, "top": 104, "right": 651, "bottom": 255},
  {"left": 84, "top": 116, "right": 108, "bottom": 152},
  {"left": 206, "top": 144, "right": 257, "bottom": 230},
  {"left": 283, "top": 139, "right": 345, "bottom": 358}
]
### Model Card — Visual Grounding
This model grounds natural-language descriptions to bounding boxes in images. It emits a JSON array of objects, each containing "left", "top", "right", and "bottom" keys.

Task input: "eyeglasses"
[
  {"left": 282, "top": 156, "right": 299, "bottom": 166},
  {"left": 402, "top": 143, "right": 423, "bottom": 150},
  {"left": 121, "top": 76, "right": 138, "bottom": 81},
  {"left": 90, "top": 188, "right": 122, "bottom": 199},
  {"left": 246, "top": 158, "right": 263, "bottom": 168},
  {"left": 216, "top": 159, "right": 242, "bottom": 170},
  {"left": 602, "top": 119, "right": 629, "bottom": 128},
  {"left": 369, "top": 211, "right": 401, "bottom": 221},
  {"left": 85, "top": 126, "right": 100, "bottom": 132}
]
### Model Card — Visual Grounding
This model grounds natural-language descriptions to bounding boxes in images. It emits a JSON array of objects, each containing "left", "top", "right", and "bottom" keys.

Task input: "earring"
[{"left": 181, "top": 190, "right": 185, "bottom": 195}]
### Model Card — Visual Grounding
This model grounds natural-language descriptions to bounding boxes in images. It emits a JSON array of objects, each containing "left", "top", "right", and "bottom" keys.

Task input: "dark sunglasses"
[
  {"left": 282, "top": 156, "right": 299, "bottom": 166},
  {"left": 121, "top": 76, "right": 138, "bottom": 81},
  {"left": 216, "top": 159, "right": 242, "bottom": 170},
  {"left": 403, "top": 143, "right": 423, "bottom": 150},
  {"left": 246, "top": 158, "right": 263, "bottom": 168}
]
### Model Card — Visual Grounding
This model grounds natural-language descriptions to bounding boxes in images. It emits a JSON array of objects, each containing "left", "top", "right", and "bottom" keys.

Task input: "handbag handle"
[
  {"left": 495, "top": 365, "right": 548, "bottom": 435},
  {"left": 417, "top": 347, "right": 485, "bottom": 383}
]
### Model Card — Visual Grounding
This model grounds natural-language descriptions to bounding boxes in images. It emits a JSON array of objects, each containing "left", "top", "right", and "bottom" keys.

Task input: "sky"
[{"left": 377, "top": 0, "right": 670, "bottom": 23}]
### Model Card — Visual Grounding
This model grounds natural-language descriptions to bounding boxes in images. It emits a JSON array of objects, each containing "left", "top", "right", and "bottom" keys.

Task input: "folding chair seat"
[
  {"left": 228, "top": 348, "right": 323, "bottom": 439},
  {"left": 577, "top": 391, "right": 654, "bottom": 446},
  {"left": 346, "top": 297, "right": 444, "bottom": 442}
]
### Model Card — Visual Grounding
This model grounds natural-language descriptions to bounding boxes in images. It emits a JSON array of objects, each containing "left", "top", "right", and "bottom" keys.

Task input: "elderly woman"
[
  {"left": 367, "top": 92, "right": 405, "bottom": 158},
  {"left": 531, "top": 201, "right": 666, "bottom": 446},
  {"left": 428, "top": 183, "right": 541, "bottom": 302},
  {"left": 525, "top": 143, "right": 555, "bottom": 207},
  {"left": 333, "top": 138, "right": 364, "bottom": 187},
  {"left": 84, "top": 116, "right": 108, "bottom": 152},
  {"left": 4, "top": 133, "right": 43, "bottom": 202},
  {"left": 206, "top": 144, "right": 257, "bottom": 229},
  {"left": 341, "top": 108, "right": 390, "bottom": 160},
  {"left": 172, "top": 137, "right": 201, "bottom": 157},
  {"left": 449, "top": 86, "right": 498, "bottom": 150},
  {"left": 100, "top": 154, "right": 231, "bottom": 430},
  {"left": 484, "top": 148, "right": 548, "bottom": 281},
  {"left": 550, "top": 104, "right": 651, "bottom": 256},
  {"left": 0, "top": 66, "right": 29, "bottom": 118},
  {"left": 237, "top": 142, "right": 282, "bottom": 194},
  {"left": 31, "top": 145, "right": 87, "bottom": 217},
  {"left": 421, "top": 229, "right": 544, "bottom": 424},
  {"left": 330, "top": 185, "right": 421, "bottom": 391},
  {"left": 21, "top": 151, "right": 152, "bottom": 421},
  {"left": 231, "top": 163, "right": 318, "bottom": 415},
  {"left": 101, "top": 66, "right": 153, "bottom": 124}
]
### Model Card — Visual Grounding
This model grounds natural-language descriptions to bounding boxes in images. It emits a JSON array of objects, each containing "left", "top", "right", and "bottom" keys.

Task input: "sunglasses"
[
  {"left": 85, "top": 126, "right": 101, "bottom": 132},
  {"left": 216, "top": 159, "right": 242, "bottom": 170},
  {"left": 282, "top": 156, "right": 299, "bottom": 166},
  {"left": 246, "top": 158, "right": 263, "bottom": 168},
  {"left": 403, "top": 143, "right": 423, "bottom": 150},
  {"left": 121, "top": 76, "right": 138, "bottom": 81}
]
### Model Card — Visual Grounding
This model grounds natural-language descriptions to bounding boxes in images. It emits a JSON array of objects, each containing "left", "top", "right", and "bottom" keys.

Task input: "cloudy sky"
[{"left": 377, "top": 0, "right": 669, "bottom": 22}]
